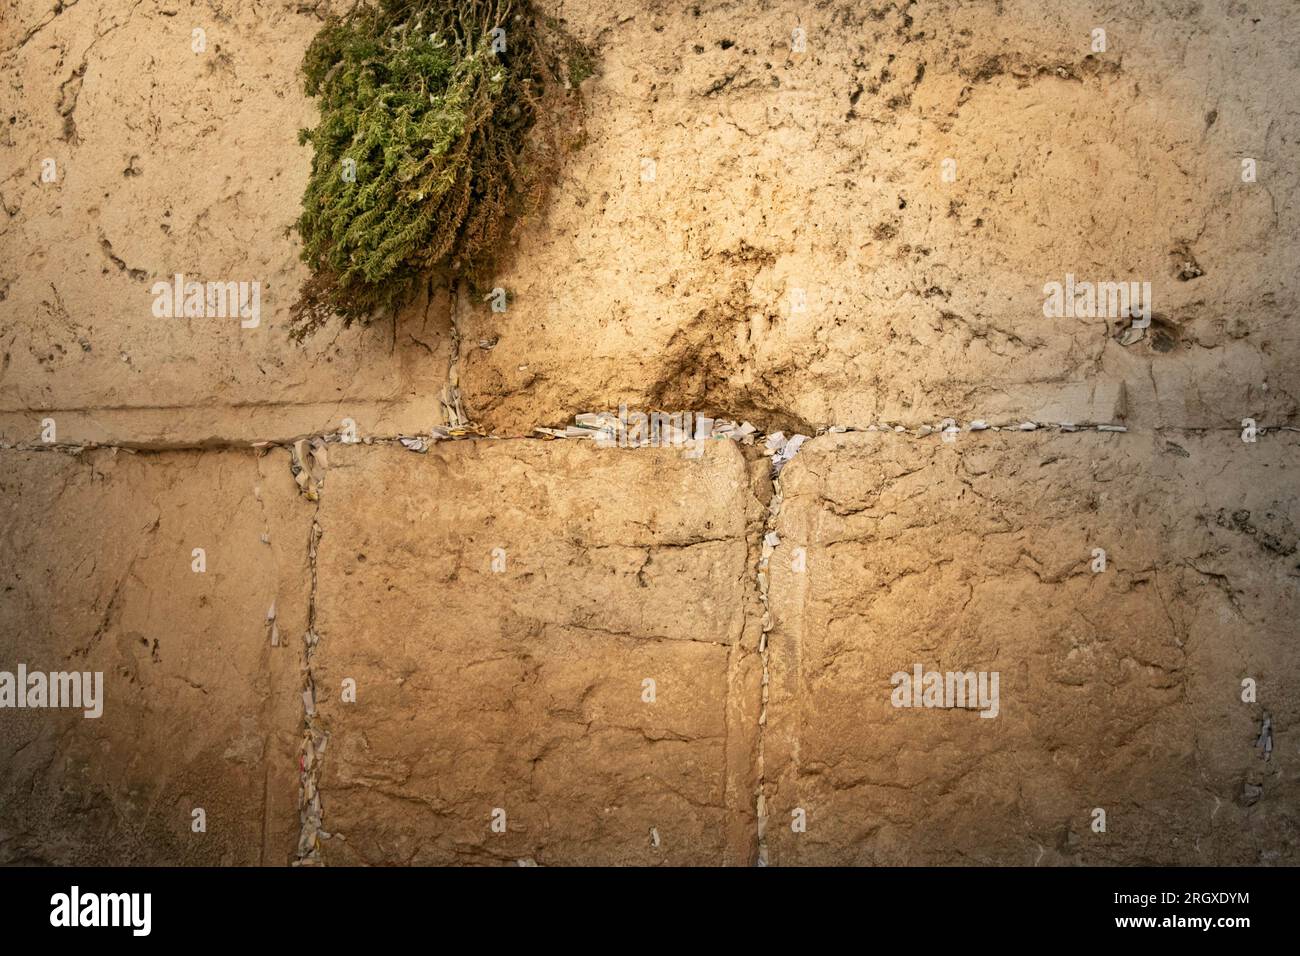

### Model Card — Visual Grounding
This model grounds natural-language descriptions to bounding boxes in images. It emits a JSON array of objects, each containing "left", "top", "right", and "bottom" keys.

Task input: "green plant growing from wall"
[{"left": 291, "top": 0, "right": 585, "bottom": 339}]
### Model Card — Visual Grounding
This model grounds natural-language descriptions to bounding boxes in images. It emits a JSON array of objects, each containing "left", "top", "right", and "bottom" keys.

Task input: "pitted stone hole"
[
  {"left": 1112, "top": 312, "right": 1183, "bottom": 353},
  {"left": 1149, "top": 314, "right": 1184, "bottom": 353},
  {"left": 1149, "top": 327, "right": 1178, "bottom": 353}
]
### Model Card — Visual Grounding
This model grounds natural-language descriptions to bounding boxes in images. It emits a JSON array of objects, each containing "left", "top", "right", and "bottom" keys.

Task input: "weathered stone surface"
[
  {"left": 4, "top": 0, "right": 1296, "bottom": 443},
  {"left": 765, "top": 430, "right": 1300, "bottom": 865},
  {"left": 312, "top": 439, "right": 766, "bottom": 865},
  {"left": 460, "top": 0, "right": 1299, "bottom": 434},
  {"left": 0, "top": 0, "right": 448, "bottom": 445},
  {"left": 0, "top": 447, "right": 307, "bottom": 864},
  {"left": 1, "top": 0, "right": 1297, "bottom": 870}
]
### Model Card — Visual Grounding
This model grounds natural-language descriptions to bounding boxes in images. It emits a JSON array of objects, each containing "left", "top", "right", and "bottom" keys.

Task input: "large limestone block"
[
  {"left": 0, "top": 447, "right": 308, "bottom": 864},
  {"left": 0, "top": 0, "right": 446, "bottom": 444},
  {"left": 765, "top": 430, "right": 1299, "bottom": 865},
  {"left": 460, "top": 0, "right": 1299, "bottom": 433},
  {"left": 312, "top": 438, "right": 767, "bottom": 865}
]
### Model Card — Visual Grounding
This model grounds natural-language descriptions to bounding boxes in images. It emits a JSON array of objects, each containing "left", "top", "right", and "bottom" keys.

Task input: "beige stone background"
[{"left": 0, "top": 0, "right": 1296, "bottom": 864}]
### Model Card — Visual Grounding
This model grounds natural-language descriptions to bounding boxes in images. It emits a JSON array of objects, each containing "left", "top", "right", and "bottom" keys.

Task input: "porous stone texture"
[
  {"left": 0, "top": 447, "right": 307, "bottom": 864},
  {"left": 5, "top": 0, "right": 1296, "bottom": 445},
  {"left": 311, "top": 439, "right": 768, "bottom": 865},
  {"left": 461, "top": 0, "right": 1299, "bottom": 435},
  {"left": 764, "top": 430, "right": 1300, "bottom": 865},
  {"left": 0, "top": 0, "right": 1297, "bottom": 868},
  {"left": 0, "top": 0, "right": 448, "bottom": 446}
]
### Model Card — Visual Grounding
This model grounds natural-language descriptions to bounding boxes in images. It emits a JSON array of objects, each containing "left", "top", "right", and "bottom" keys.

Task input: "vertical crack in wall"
[
  {"left": 440, "top": 280, "right": 470, "bottom": 429},
  {"left": 295, "top": 506, "right": 326, "bottom": 865},
  {"left": 753, "top": 463, "right": 785, "bottom": 866}
]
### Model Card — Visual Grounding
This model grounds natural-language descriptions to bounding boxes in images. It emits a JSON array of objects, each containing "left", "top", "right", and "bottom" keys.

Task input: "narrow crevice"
[
  {"left": 6, "top": 416, "right": 1275, "bottom": 458},
  {"left": 440, "top": 280, "right": 471, "bottom": 429},
  {"left": 753, "top": 463, "right": 784, "bottom": 866},
  {"left": 294, "top": 508, "right": 327, "bottom": 866}
]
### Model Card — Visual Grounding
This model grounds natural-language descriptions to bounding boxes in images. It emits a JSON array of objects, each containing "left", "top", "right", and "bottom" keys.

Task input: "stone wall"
[
  {"left": 765, "top": 431, "right": 1299, "bottom": 865},
  {"left": 1, "top": 0, "right": 1297, "bottom": 865},
  {"left": 0, "top": 448, "right": 306, "bottom": 864},
  {"left": 309, "top": 440, "right": 765, "bottom": 865}
]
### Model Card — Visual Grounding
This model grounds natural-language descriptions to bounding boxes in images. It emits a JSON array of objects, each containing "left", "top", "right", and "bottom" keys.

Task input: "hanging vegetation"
[{"left": 291, "top": 0, "right": 587, "bottom": 339}]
